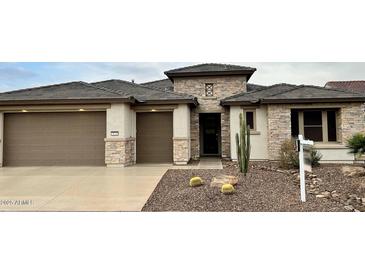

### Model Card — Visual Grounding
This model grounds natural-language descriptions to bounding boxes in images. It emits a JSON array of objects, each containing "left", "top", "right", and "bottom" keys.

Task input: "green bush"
[
  {"left": 310, "top": 148, "right": 322, "bottom": 167},
  {"left": 347, "top": 133, "right": 365, "bottom": 157},
  {"left": 279, "top": 139, "right": 323, "bottom": 169}
]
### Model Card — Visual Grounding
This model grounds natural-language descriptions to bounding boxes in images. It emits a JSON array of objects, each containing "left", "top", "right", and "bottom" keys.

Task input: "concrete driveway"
[{"left": 0, "top": 165, "right": 170, "bottom": 211}]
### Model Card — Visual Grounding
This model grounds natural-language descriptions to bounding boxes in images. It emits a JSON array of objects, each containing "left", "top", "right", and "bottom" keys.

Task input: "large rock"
[
  {"left": 210, "top": 175, "right": 238, "bottom": 188},
  {"left": 342, "top": 166, "right": 365, "bottom": 178}
]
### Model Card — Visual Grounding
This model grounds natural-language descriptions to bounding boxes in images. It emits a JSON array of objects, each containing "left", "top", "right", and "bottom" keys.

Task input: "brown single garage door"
[
  {"left": 136, "top": 112, "right": 173, "bottom": 163},
  {"left": 3, "top": 112, "right": 106, "bottom": 166}
]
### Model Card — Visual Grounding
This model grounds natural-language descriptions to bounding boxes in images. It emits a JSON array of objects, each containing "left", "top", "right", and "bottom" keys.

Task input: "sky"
[{"left": 1, "top": 62, "right": 365, "bottom": 92}]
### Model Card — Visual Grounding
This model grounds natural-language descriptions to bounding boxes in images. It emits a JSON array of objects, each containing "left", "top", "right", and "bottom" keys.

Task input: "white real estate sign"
[{"left": 298, "top": 135, "right": 314, "bottom": 202}]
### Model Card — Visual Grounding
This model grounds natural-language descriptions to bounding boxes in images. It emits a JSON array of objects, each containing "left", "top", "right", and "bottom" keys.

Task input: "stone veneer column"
[
  {"left": 267, "top": 105, "right": 291, "bottom": 160},
  {"left": 105, "top": 103, "right": 136, "bottom": 167},
  {"left": 173, "top": 104, "right": 191, "bottom": 165},
  {"left": 105, "top": 138, "right": 135, "bottom": 167},
  {"left": 190, "top": 109, "right": 200, "bottom": 160},
  {"left": 221, "top": 108, "right": 230, "bottom": 159}
]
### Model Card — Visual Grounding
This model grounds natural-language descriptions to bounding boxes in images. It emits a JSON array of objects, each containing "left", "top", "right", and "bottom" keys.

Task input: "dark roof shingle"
[
  {"left": 92, "top": 79, "right": 197, "bottom": 104},
  {"left": 141, "top": 78, "right": 174, "bottom": 92},
  {"left": 221, "top": 84, "right": 365, "bottom": 105},
  {"left": 221, "top": 84, "right": 296, "bottom": 105},
  {"left": 165, "top": 63, "right": 256, "bottom": 80},
  {"left": 0, "top": 81, "right": 132, "bottom": 103},
  {"left": 263, "top": 85, "right": 365, "bottom": 103}
]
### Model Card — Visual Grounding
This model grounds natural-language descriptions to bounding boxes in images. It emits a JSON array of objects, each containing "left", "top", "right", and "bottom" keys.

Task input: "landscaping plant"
[
  {"left": 279, "top": 139, "right": 322, "bottom": 169},
  {"left": 310, "top": 148, "right": 322, "bottom": 167},
  {"left": 235, "top": 113, "right": 251, "bottom": 175},
  {"left": 279, "top": 139, "right": 299, "bottom": 169},
  {"left": 347, "top": 133, "right": 365, "bottom": 165}
]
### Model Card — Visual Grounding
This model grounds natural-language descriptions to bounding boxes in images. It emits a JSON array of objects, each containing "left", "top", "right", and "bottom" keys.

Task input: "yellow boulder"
[
  {"left": 221, "top": 183, "right": 235, "bottom": 194},
  {"left": 189, "top": 177, "right": 203, "bottom": 187}
]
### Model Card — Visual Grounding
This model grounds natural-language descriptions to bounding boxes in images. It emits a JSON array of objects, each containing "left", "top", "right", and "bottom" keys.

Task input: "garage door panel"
[
  {"left": 136, "top": 112, "right": 173, "bottom": 163},
  {"left": 4, "top": 112, "right": 106, "bottom": 166}
]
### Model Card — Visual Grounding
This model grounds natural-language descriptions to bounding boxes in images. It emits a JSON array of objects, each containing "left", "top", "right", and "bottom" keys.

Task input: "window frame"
[
  {"left": 241, "top": 108, "right": 257, "bottom": 132},
  {"left": 297, "top": 109, "right": 339, "bottom": 143}
]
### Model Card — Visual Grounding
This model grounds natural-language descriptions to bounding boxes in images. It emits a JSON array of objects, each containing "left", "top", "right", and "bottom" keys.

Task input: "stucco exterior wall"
[
  {"left": 174, "top": 75, "right": 247, "bottom": 159},
  {"left": 0, "top": 113, "right": 3, "bottom": 167},
  {"left": 173, "top": 104, "right": 191, "bottom": 164},
  {"left": 315, "top": 145, "right": 355, "bottom": 163},
  {"left": 230, "top": 106, "right": 269, "bottom": 161},
  {"left": 105, "top": 103, "right": 136, "bottom": 167}
]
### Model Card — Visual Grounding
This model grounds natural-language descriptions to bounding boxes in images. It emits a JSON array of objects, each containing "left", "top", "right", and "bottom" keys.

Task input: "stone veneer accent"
[
  {"left": 174, "top": 76, "right": 247, "bottom": 159},
  {"left": 267, "top": 105, "right": 292, "bottom": 160},
  {"left": 267, "top": 103, "right": 365, "bottom": 160},
  {"left": 173, "top": 138, "right": 190, "bottom": 164},
  {"left": 105, "top": 138, "right": 135, "bottom": 167},
  {"left": 341, "top": 103, "right": 365, "bottom": 142},
  {"left": 190, "top": 109, "right": 200, "bottom": 160},
  {"left": 221, "top": 108, "right": 230, "bottom": 158}
]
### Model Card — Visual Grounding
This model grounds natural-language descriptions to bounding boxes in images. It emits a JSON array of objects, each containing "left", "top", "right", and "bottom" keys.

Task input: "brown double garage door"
[
  {"left": 3, "top": 111, "right": 173, "bottom": 166},
  {"left": 3, "top": 112, "right": 106, "bottom": 166}
]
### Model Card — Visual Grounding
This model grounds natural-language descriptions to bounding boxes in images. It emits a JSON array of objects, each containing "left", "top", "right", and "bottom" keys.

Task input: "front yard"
[{"left": 142, "top": 161, "right": 365, "bottom": 212}]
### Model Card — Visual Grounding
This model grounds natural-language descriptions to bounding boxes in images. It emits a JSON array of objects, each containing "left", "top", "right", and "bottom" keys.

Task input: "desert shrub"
[
  {"left": 347, "top": 133, "right": 365, "bottom": 157},
  {"left": 310, "top": 148, "right": 322, "bottom": 167},
  {"left": 279, "top": 139, "right": 299, "bottom": 169},
  {"left": 189, "top": 177, "right": 203, "bottom": 187},
  {"left": 279, "top": 139, "right": 322, "bottom": 169}
]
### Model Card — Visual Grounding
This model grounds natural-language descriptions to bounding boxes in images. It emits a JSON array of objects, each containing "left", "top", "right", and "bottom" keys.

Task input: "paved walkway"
[
  {"left": 171, "top": 157, "right": 223, "bottom": 170},
  {"left": 0, "top": 165, "right": 169, "bottom": 212}
]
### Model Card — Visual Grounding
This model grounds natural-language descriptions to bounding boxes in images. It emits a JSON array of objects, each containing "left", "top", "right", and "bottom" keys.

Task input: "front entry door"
[{"left": 200, "top": 113, "right": 221, "bottom": 156}]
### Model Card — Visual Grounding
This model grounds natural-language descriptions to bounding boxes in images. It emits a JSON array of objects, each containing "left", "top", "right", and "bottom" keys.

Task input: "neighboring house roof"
[
  {"left": 164, "top": 63, "right": 257, "bottom": 80},
  {"left": 141, "top": 78, "right": 174, "bottom": 92},
  {"left": 91, "top": 79, "right": 197, "bottom": 105},
  {"left": 0, "top": 81, "right": 134, "bottom": 105},
  {"left": 221, "top": 84, "right": 365, "bottom": 105},
  {"left": 325, "top": 81, "right": 365, "bottom": 93}
]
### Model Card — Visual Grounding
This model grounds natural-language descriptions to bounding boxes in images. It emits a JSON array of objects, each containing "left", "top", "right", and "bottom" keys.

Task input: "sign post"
[{"left": 298, "top": 135, "right": 314, "bottom": 202}]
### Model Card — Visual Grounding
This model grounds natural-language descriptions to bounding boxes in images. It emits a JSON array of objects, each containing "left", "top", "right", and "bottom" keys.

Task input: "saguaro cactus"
[{"left": 235, "top": 113, "right": 251, "bottom": 175}]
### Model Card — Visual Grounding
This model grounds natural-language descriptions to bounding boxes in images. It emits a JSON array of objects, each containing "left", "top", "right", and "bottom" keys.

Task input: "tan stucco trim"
[
  {"left": 132, "top": 105, "right": 178, "bottom": 112},
  {"left": 104, "top": 137, "right": 135, "bottom": 142},
  {"left": 173, "top": 137, "right": 190, "bottom": 140}
]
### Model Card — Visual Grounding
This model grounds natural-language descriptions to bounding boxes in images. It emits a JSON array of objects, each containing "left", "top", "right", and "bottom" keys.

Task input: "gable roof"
[
  {"left": 221, "top": 84, "right": 297, "bottom": 105},
  {"left": 325, "top": 81, "right": 365, "bottom": 93},
  {"left": 164, "top": 63, "right": 256, "bottom": 80},
  {"left": 247, "top": 83, "right": 267, "bottom": 92},
  {"left": 91, "top": 79, "right": 197, "bottom": 105},
  {"left": 141, "top": 78, "right": 174, "bottom": 92},
  {"left": 221, "top": 84, "right": 365, "bottom": 105},
  {"left": 0, "top": 81, "right": 134, "bottom": 105}
]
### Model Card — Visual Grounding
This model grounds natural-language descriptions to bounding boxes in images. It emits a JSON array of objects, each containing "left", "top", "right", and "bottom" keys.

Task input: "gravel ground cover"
[{"left": 142, "top": 161, "right": 365, "bottom": 212}]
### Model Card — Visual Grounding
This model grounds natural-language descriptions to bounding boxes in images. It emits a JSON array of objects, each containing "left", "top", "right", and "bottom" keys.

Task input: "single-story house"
[{"left": 0, "top": 63, "right": 364, "bottom": 167}]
